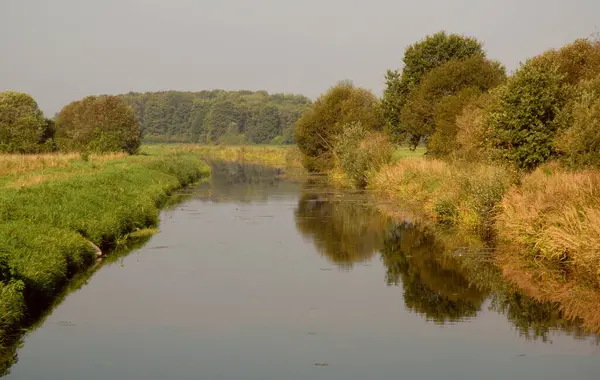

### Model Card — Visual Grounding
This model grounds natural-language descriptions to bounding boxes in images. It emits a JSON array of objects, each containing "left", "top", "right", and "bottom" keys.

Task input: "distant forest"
[{"left": 118, "top": 90, "right": 312, "bottom": 144}]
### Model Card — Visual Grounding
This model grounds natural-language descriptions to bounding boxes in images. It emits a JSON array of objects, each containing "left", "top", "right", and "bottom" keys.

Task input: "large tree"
[
  {"left": 400, "top": 55, "right": 506, "bottom": 149},
  {"left": 382, "top": 31, "right": 485, "bottom": 142},
  {"left": 0, "top": 91, "right": 50, "bottom": 153},
  {"left": 294, "top": 81, "right": 382, "bottom": 172},
  {"left": 55, "top": 95, "right": 141, "bottom": 154}
]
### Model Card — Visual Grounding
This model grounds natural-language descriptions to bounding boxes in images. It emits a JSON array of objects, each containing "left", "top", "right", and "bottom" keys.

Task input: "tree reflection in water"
[{"left": 295, "top": 188, "right": 596, "bottom": 340}]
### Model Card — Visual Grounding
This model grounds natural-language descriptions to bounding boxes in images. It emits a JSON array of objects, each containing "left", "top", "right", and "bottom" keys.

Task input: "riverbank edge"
[
  {"left": 0, "top": 154, "right": 211, "bottom": 371},
  {"left": 364, "top": 157, "right": 600, "bottom": 333}
]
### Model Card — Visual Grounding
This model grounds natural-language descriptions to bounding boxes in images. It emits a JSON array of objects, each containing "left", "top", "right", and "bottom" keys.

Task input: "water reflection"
[
  {"left": 294, "top": 188, "right": 597, "bottom": 340},
  {"left": 381, "top": 222, "right": 487, "bottom": 323},
  {"left": 190, "top": 161, "right": 300, "bottom": 203},
  {"left": 294, "top": 183, "right": 389, "bottom": 269}
]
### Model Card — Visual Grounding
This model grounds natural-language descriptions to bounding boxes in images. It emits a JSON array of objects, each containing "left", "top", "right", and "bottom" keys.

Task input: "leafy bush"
[
  {"left": 295, "top": 82, "right": 382, "bottom": 172},
  {"left": 0, "top": 91, "right": 49, "bottom": 153},
  {"left": 333, "top": 122, "right": 393, "bottom": 188},
  {"left": 485, "top": 59, "right": 567, "bottom": 170},
  {"left": 555, "top": 76, "right": 600, "bottom": 168},
  {"left": 56, "top": 95, "right": 141, "bottom": 154}
]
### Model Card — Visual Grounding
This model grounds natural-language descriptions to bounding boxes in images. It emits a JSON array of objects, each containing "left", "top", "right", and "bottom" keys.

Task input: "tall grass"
[
  {"left": 497, "top": 165, "right": 600, "bottom": 283},
  {"left": 0, "top": 152, "right": 126, "bottom": 176},
  {"left": 373, "top": 158, "right": 513, "bottom": 237}
]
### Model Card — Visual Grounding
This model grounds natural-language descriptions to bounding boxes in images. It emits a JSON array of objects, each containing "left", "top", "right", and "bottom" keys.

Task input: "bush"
[
  {"left": 333, "top": 122, "right": 393, "bottom": 188},
  {"left": 555, "top": 76, "right": 600, "bottom": 168},
  {"left": 294, "top": 82, "right": 382, "bottom": 172},
  {"left": 485, "top": 59, "right": 567, "bottom": 170},
  {"left": 55, "top": 95, "right": 141, "bottom": 154},
  {"left": 0, "top": 91, "right": 48, "bottom": 153}
]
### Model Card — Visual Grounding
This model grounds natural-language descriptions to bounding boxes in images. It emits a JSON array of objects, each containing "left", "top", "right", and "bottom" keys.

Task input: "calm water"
[{"left": 4, "top": 161, "right": 599, "bottom": 379}]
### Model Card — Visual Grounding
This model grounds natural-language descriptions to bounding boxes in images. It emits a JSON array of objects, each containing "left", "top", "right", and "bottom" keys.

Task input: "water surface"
[{"left": 4, "top": 162, "right": 599, "bottom": 379}]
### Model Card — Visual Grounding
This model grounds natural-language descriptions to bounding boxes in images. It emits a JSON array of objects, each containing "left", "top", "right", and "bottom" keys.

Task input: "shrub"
[
  {"left": 333, "top": 122, "right": 393, "bottom": 188},
  {"left": 0, "top": 91, "right": 48, "bottom": 153},
  {"left": 55, "top": 95, "right": 141, "bottom": 154},
  {"left": 555, "top": 76, "right": 600, "bottom": 168},
  {"left": 485, "top": 59, "right": 567, "bottom": 170},
  {"left": 294, "top": 82, "right": 382, "bottom": 172}
]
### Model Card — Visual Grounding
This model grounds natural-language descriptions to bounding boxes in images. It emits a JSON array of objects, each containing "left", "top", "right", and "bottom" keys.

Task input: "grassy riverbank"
[
  {"left": 372, "top": 157, "right": 600, "bottom": 286},
  {"left": 0, "top": 152, "right": 210, "bottom": 351}
]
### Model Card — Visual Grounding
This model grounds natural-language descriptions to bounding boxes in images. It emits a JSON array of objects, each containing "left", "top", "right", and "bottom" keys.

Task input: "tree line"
[
  {"left": 0, "top": 89, "right": 311, "bottom": 154},
  {"left": 296, "top": 31, "right": 600, "bottom": 179},
  {"left": 118, "top": 90, "right": 311, "bottom": 145}
]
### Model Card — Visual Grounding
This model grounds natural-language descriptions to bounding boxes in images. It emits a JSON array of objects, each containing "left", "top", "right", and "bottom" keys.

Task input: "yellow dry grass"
[
  {"left": 498, "top": 165, "right": 600, "bottom": 283},
  {"left": 372, "top": 157, "right": 512, "bottom": 234},
  {"left": 0, "top": 152, "right": 127, "bottom": 177}
]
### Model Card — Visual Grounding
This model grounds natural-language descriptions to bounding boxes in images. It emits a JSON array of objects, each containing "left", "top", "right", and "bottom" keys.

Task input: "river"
[{"left": 3, "top": 161, "right": 599, "bottom": 379}]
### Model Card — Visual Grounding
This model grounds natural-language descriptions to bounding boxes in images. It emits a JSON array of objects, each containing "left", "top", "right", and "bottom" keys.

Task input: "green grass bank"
[{"left": 0, "top": 153, "right": 210, "bottom": 350}]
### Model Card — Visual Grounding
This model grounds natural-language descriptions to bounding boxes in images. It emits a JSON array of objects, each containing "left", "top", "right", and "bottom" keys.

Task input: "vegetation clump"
[
  {"left": 294, "top": 81, "right": 382, "bottom": 172},
  {"left": 55, "top": 95, "right": 141, "bottom": 154},
  {"left": 333, "top": 122, "right": 393, "bottom": 188},
  {"left": 0, "top": 91, "right": 54, "bottom": 154}
]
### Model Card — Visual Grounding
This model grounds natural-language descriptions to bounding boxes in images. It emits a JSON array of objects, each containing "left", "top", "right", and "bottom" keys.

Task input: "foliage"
[
  {"left": 454, "top": 93, "right": 494, "bottom": 161},
  {"left": 0, "top": 91, "right": 49, "bottom": 153},
  {"left": 381, "top": 70, "right": 406, "bottom": 142},
  {"left": 401, "top": 55, "right": 505, "bottom": 149},
  {"left": 534, "top": 39, "right": 600, "bottom": 86},
  {"left": 294, "top": 82, "right": 382, "bottom": 172},
  {"left": 246, "top": 104, "right": 281, "bottom": 143},
  {"left": 333, "top": 122, "right": 393, "bottom": 188},
  {"left": 485, "top": 59, "right": 567, "bottom": 170},
  {"left": 55, "top": 95, "right": 141, "bottom": 154},
  {"left": 427, "top": 88, "right": 482, "bottom": 156},
  {"left": 555, "top": 77, "right": 600, "bottom": 168},
  {"left": 382, "top": 31, "right": 485, "bottom": 141},
  {"left": 119, "top": 90, "right": 311, "bottom": 144}
]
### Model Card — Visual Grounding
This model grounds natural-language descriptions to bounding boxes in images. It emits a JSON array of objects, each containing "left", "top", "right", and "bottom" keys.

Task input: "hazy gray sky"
[{"left": 1, "top": 0, "right": 598, "bottom": 115}]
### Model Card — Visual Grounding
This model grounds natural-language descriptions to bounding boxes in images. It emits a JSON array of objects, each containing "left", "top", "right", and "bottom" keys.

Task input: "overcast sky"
[{"left": 1, "top": 0, "right": 598, "bottom": 115}]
